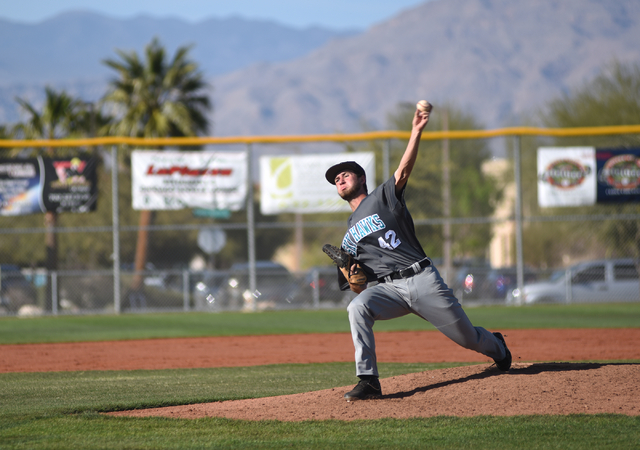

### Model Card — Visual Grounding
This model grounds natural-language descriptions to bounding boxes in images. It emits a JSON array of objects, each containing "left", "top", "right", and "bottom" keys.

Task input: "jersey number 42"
[{"left": 378, "top": 230, "right": 401, "bottom": 250}]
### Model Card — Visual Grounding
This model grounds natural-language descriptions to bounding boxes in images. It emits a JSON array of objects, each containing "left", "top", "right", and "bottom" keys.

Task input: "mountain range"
[
  {"left": 0, "top": 11, "right": 354, "bottom": 123},
  {"left": 1, "top": 0, "right": 639, "bottom": 140}
]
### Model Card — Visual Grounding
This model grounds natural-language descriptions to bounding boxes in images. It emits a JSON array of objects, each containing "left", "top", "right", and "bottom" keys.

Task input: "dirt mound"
[
  {"left": 3, "top": 328, "right": 639, "bottom": 421},
  {"left": 109, "top": 362, "right": 640, "bottom": 420}
]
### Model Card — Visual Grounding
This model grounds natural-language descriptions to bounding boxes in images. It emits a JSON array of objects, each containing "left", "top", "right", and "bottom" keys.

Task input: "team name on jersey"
[{"left": 342, "top": 214, "right": 386, "bottom": 255}]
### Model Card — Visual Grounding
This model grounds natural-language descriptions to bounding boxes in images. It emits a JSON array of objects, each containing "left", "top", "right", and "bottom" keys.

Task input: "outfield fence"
[{"left": 2, "top": 124, "right": 640, "bottom": 316}]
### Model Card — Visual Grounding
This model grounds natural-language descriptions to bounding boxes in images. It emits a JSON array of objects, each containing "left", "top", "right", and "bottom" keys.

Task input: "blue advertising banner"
[
  {"left": 596, "top": 148, "right": 640, "bottom": 203},
  {"left": 0, "top": 156, "right": 97, "bottom": 215}
]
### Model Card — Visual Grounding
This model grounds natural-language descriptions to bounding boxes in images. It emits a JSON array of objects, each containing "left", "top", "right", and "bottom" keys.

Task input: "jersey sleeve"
[{"left": 381, "top": 175, "right": 406, "bottom": 212}]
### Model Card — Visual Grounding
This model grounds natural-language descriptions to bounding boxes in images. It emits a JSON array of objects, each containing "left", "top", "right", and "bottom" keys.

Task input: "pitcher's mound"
[{"left": 109, "top": 362, "right": 639, "bottom": 421}]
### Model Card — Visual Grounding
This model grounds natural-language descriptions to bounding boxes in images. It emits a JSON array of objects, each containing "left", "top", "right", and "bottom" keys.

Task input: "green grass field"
[
  {"left": 1, "top": 303, "right": 639, "bottom": 449},
  {"left": 2, "top": 303, "right": 639, "bottom": 344}
]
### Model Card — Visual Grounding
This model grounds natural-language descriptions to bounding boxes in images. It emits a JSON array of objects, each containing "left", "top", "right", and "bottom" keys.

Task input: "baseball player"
[{"left": 324, "top": 103, "right": 511, "bottom": 401}]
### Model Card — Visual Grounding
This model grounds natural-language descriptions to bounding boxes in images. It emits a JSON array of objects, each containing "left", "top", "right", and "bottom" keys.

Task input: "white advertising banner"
[
  {"left": 131, "top": 151, "right": 247, "bottom": 210},
  {"left": 260, "top": 153, "right": 375, "bottom": 214},
  {"left": 537, "top": 147, "right": 596, "bottom": 207}
]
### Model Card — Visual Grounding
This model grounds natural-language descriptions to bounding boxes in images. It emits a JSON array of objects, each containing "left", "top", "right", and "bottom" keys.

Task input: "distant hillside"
[
  {"left": 1, "top": 0, "right": 639, "bottom": 137},
  {"left": 210, "top": 0, "right": 640, "bottom": 137},
  {"left": 0, "top": 11, "right": 355, "bottom": 122},
  {"left": 0, "top": 11, "right": 355, "bottom": 84}
]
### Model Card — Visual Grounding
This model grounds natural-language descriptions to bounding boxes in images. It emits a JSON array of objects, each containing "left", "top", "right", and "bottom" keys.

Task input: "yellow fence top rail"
[{"left": 1, "top": 124, "right": 640, "bottom": 148}]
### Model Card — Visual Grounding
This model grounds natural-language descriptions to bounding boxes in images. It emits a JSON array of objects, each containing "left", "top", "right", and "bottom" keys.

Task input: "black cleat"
[
  {"left": 344, "top": 377, "right": 382, "bottom": 401},
  {"left": 492, "top": 332, "right": 512, "bottom": 371}
]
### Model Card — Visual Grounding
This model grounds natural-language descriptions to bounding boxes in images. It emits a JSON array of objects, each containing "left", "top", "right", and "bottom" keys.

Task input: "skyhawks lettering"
[{"left": 341, "top": 214, "right": 386, "bottom": 255}]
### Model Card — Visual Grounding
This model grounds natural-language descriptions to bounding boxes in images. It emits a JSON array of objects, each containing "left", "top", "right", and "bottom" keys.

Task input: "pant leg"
[
  {"left": 404, "top": 264, "right": 506, "bottom": 361},
  {"left": 347, "top": 282, "right": 412, "bottom": 377}
]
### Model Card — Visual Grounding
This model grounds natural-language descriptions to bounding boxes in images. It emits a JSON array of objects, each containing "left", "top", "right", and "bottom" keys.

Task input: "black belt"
[{"left": 378, "top": 259, "right": 431, "bottom": 283}]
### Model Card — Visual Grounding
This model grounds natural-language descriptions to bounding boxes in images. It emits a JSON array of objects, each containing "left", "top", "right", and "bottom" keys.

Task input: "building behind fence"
[{"left": 2, "top": 126, "right": 640, "bottom": 316}]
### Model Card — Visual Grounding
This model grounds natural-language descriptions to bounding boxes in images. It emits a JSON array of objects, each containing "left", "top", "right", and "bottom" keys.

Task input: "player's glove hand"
[{"left": 322, "top": 244, "right": 367, "bottom": 293}]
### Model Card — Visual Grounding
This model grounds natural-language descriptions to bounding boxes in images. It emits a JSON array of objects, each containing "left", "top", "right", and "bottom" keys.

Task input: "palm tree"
[
  {"left": 14, "top": 87, "right": 87, "bottom": 272},
  {"left": 102, "top": 37, "right": 211, "bottom": 295}
]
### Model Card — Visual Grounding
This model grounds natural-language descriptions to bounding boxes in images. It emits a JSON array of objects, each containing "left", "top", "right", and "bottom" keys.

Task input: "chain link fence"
[{"left": 2, "top": 128, "right": 640, "bottom": 316}]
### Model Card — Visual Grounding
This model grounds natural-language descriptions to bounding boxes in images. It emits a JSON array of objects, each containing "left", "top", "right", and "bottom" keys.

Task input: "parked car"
[
  {"left": 194, "top": 261, "right": 301, "bottom": 311},
  {"left": 506, "top": 258, "right": 639, "bottom": 305},
  {"left": 0, "top": 265, "right": 37, "bottom": 313},
  {"left": 480, "top": 267, "right": 538, "bottom": 300}
]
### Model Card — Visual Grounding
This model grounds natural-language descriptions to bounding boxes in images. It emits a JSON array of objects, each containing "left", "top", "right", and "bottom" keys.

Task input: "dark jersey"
[{"left": 341, "top": 175, "right": 427, "bottom": 280}]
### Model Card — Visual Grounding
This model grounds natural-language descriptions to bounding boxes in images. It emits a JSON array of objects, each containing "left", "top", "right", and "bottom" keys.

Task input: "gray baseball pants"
[{"left": 347, "top": 261, "right": 507, "bottom": 377}]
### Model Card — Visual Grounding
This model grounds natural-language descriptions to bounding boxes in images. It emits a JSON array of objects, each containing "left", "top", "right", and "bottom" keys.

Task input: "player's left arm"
[{"left": 394, "top": 108, "right": 430, "bottom": 195}]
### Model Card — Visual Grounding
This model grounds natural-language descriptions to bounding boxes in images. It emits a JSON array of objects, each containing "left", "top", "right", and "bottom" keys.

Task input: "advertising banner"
[
  {"left": 131, "top": 151, "right": 247, "bottom": 211},
  {"left": 596, "top": 148, "right": 640, "bottom": 203},
  {"left": 44, "top": 157, "right": 97, "bottom": 213},
  {"left": 259, "top": 152, "right": 375, "bottom": 214},
  {"left": 0, "top": 156, "right": 97, "bottom": 215},
  {"left": 537, "top": 147, "right": 596, "bottom": 207}
]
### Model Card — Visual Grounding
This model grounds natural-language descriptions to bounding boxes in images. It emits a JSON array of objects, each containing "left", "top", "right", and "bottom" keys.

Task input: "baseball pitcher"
[{"left": 323, "top": 102, "right": 511, "bottom": 401}]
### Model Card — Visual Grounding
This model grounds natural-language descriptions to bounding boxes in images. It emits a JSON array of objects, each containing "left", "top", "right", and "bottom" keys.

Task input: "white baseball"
[{"left": 416, "top": 100, "right": 432, "bottom": 112}]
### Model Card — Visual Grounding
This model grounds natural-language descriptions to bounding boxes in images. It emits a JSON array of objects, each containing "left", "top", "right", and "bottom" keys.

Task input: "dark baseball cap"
[{"left": 325, "top": 161, "right": 365, "bottom": 184}]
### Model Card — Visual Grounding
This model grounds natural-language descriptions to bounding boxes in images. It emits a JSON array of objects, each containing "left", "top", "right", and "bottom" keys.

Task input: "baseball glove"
[{"left": 322, "top": 244, "right": 367, "bottom": 293}]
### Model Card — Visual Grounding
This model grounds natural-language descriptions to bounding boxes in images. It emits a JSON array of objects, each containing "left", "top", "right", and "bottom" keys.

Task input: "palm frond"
[{"left": 102, "top": 38, "right": 211, "bottom": 139}]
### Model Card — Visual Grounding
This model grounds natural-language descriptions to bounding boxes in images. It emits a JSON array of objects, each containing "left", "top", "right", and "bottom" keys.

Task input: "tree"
[
  {"left": 13, "top": 87, "right": 88, "bottom": 272},
  {"left": 2, "top": 92, "right": 111, "bottom": 273},
  {"left": 0, "top": 124, "right": 11, "bottom": 139},
  {"left": 543, "top": 61, "right": 640, "bottom": 135},
  {"left": 102, "top": 38, "right": 211, "bottom": 292},
  {"left": 521, "top": 60, "right": 640, "bottom": 268}
]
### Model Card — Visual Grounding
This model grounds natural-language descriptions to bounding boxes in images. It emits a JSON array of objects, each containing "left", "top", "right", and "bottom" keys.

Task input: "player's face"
[{"left": 335, "top": 171, "right": 364, "bottom": 201}]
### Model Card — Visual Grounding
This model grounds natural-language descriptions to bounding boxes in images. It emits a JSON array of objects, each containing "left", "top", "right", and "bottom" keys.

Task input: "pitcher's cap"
[{"left": 325, "top": 161, "right": 365, "bottom": 185}]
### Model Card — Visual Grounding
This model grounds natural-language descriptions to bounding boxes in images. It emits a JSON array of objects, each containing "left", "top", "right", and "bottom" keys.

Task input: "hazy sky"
[{"left": 0, "top": 0, "right": 427, "bottom": 30}]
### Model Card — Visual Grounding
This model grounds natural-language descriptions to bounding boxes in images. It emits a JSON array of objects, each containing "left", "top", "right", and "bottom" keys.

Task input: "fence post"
[
  {"left": 51, "top": 271, "right": 58, "bottom": 314},
  {"left": 51, "top": 271, "right": 58, "bottom": 315},
  {"left": 565, "top": 267, "right": 572, "bottom": 304},
  {"left": 246, "top": 144, "right": 257, "bottom": 312},
  {"left": 312, "top": 269, "right": 320, "bottom": 310},
  {"left": 183, "top": 269, "right": 190, "bottom": 311},
  {"left": 111, "top": 145, "right": 121, "bottom": 314},
  {"left": 442, "top": 110, "right": 452, "bottom": 284},
  {"left": 514, "top": 135, "right": 525, "bottom": 305}
]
